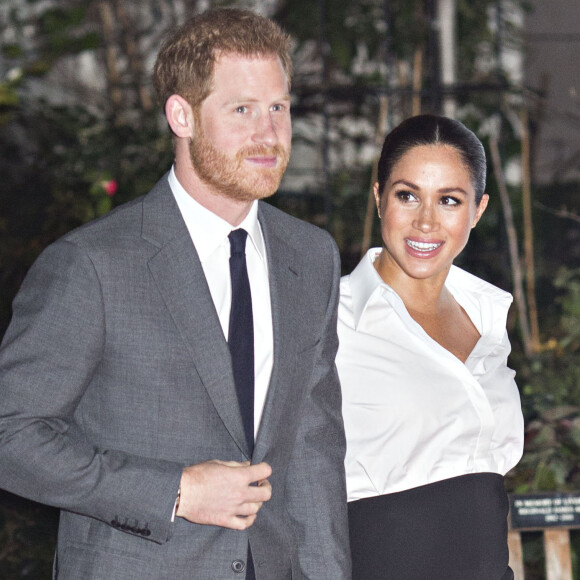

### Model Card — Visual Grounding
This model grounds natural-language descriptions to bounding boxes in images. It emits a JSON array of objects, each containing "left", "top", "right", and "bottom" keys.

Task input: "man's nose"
[{"left": 252, "top": 113, "right": 278, "bottom": 147}]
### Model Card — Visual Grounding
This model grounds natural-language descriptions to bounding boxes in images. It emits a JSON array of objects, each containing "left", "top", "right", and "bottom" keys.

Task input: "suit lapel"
[
  {"left": 254, "top": 205, "right": 304, "bottom": 458},
  {"left": 142, "top": 179, "right": 250, "bottom": 457}
]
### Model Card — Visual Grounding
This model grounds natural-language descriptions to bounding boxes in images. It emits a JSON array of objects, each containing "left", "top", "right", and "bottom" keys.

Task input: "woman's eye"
[
  {"left": 235, "top": 106, "right": 248, "bottom": 114},
  {"left": 395, "top": 190, "right": 417, "bottom": 203},
  {"left": 441, "top": 196, "right": 461, "bottom": 206}
]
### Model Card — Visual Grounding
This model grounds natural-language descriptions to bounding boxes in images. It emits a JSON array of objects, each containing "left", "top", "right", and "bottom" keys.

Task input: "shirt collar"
[
  {"left": 348, "top": 248, "right": 388, "bottom": 329},
  {"left": 349, "top": 248, "right": 513, "bottom": 342},
  {"left": 168, "top": 165, "right": 266, "bottom": 263},
  {"left": 445, "top": 265, "right": 513, "bottom": 346}
]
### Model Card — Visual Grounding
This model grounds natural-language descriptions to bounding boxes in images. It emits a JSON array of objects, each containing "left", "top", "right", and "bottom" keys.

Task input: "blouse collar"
[{"left": 348, "top": 248, "right": 513, "bottom": 349}]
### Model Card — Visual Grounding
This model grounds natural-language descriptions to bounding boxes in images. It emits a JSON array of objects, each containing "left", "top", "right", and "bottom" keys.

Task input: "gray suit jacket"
[{"left": 0, "top": 176, "right": 351, "bottom": 579}]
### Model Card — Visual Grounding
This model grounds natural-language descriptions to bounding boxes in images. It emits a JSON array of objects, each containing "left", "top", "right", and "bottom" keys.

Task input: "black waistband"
[{"left": 348, "top": 473, "right": 512, "bottom": 580}]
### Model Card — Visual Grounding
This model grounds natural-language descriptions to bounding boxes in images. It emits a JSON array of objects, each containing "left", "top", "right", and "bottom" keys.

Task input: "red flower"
[{"left": 102, "top": 180, "right": 118, "bottom": 196}]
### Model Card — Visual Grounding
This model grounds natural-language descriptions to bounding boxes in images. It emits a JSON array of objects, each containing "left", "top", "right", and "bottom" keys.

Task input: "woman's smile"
[{"left": 374, "top": 144, "right": 488, "bottom": 289}]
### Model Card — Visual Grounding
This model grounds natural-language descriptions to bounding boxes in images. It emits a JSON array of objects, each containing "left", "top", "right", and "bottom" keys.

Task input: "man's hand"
[{"left": 176, "top": 460, "right": 272, "bottom": 530}]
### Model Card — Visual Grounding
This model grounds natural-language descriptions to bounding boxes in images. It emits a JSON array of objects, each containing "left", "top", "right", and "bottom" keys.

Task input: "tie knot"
[{"left": 229, "top": 229, "right": 248, "bottom": 256}]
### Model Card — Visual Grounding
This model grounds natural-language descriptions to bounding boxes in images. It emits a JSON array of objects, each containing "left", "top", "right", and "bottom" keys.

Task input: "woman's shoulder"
[{"left": 447, "top": 265, "right": 512, "bottom": 304}]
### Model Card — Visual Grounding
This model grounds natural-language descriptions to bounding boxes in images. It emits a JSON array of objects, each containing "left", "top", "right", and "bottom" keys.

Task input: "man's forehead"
[
  {"left": 213, "top": 51, "right": 282, "bottom": 66},
  {"left": 209, "top": 53, "right": 289, "bottom": 91}
]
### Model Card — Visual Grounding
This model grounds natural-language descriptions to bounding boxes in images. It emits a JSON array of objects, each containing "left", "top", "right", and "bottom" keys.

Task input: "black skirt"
[{"left": 348, "top": 472, "right": 513, "bottom": 580}]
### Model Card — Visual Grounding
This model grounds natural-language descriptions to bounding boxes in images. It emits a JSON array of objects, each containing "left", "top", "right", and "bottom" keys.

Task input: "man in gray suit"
[{"left": 0, "top": 8, "right": 350, "bottom": 580}]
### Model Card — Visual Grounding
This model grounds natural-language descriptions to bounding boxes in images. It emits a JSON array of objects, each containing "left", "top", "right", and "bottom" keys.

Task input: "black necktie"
[{"left": 228, "top": 229, "right": 254, "bottom": 454}]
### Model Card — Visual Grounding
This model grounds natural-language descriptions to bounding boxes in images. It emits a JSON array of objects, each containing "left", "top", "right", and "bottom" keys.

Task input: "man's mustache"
[{"left": 237, "top": 144, "right": 289, "bottom": 160}]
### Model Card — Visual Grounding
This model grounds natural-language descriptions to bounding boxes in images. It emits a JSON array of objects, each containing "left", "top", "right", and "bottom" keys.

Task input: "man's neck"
[{"left": 173, "top": 159, "right": 253, "bottom": 227}]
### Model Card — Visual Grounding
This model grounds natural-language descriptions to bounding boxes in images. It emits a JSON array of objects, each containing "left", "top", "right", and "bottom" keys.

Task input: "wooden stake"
[
  {"left": 361, "top": 96, "right": 389, "bottom": 257},
  {"left": 115, "top": 1, "right": 154, "bottom": 113},
  {"left": 520, "top": 107, "right": 541, "bottom": 352},
  {"left": 489, "top": 132, "right": 533, "bottom": 357},
  {"left": 412, "top": 47, "right": 423, "bottom": 116},
  {"left": 98, "top": 1, "right": 123, "bottom": 115},
  {"left": 507, "top": 530, "right": 524, "bottom": 580},
  {"left": 544, "top": 529, "right": 573, "bottom": 580}
]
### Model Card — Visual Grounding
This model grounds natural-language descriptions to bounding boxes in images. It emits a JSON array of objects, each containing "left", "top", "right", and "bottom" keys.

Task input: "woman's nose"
[{"left": 413, "top": 204, "right": 439, "bottom": 233}]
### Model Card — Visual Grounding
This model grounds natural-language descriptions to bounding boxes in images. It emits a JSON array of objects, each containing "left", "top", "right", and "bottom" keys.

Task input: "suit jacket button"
[{"left": 231, "top": 560, "right": 246, "bottom": 573}]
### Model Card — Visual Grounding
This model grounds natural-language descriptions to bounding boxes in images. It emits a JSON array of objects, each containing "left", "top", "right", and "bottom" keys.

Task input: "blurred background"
[{"left": 0, "top": 0, "right": 578, "bottom": 577}]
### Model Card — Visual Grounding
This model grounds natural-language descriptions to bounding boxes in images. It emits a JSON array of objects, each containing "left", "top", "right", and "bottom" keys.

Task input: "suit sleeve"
[
  {"left": 0, "top": 240, "right": 183, "bottom": 544},
  {"left": 284, "top": 234, "right": 352, "bottom": 579}
]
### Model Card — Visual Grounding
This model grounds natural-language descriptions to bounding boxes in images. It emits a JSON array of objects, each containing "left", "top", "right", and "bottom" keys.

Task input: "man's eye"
[{"left": 235, "top": 106, "right": 248, "bottom": 113}]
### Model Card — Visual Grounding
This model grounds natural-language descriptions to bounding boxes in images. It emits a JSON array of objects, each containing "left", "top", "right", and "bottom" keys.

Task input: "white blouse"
[{"left": 337, "top": 249, "right": 524, "bottom": 502}]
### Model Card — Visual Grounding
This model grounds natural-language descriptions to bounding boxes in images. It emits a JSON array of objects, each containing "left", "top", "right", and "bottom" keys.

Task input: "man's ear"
[{"left": 165, "top": 94, "right": 194, "bottom": 139}]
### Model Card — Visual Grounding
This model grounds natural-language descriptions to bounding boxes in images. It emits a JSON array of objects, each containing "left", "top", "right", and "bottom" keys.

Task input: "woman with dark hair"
[{"left": 337, "top": 115, "right": 524, "bottom": 579}]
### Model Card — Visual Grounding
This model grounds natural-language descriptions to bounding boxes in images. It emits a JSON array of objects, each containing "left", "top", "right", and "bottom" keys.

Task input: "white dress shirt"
[
  {"left": 337, "top": 248, "right": 524, "bottom": 502},
  {"left": 168, "top": 167, "right": 273, "bottom": 439}
]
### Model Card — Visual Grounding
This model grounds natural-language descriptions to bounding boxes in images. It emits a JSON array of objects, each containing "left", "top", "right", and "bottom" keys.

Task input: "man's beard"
[{"left": 189, "top": 130, "right": 290, "bottom": 202}]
